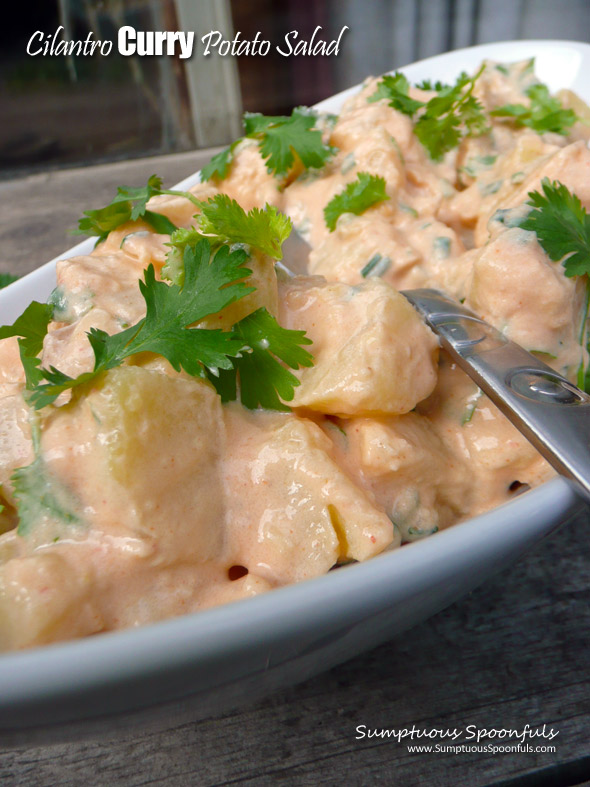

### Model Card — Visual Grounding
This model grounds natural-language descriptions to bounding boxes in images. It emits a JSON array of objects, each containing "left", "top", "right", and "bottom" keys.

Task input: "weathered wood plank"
[
  {"left": 1, "top": 156, "right": 590, "bottom": 786},
  {"left": 0, "top": 149, "right": 221, "bottom": 278}
]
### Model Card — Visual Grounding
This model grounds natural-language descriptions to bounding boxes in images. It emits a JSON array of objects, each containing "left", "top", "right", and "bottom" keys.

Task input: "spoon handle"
[{"left": 403, "top": 288, "right": 590, "bottom": 504}]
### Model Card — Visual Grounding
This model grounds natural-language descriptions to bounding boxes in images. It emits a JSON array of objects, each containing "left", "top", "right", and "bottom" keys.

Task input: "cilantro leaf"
[
  {"left": 209, "top": 307, "right": 313, "bottom": 411},
  {"left": 413, "top": 67, "right": 487, "bottom": 161},
  {"left": 516, "top": 178, "right": 590, "bottom": 390},
  {"left": 12, "top": 453, "right": 82, "bottom": 537},
  {"left": 162, "top": 226, "right": 205, "bottom": 285},
  {"left": 245, "top": 108, "right": 335, "bottom": 177},
  {"left": 161, "top": 198, "right": 292, "bottom": 286},
  {"left": 368, "top": 73, "right": 424, "bottom": 116},
  {"left": 324, "top": 172, "right": 389, "bottom": 231},
  {"left": 75, "top": 174, "right": 200, "bottom": 244},
  {"left": 415, "top": 79, "right": 446, "bottom": 92},
  {"left": 201, "top": 108, "right": 335, "bottom": 182},
  {"left": 0, "top": 273, "right": 18, "bottom": 289},
  {"left": 28, "top": 240, "right": 254, "bottom": 409},
  {"left": 0, "top": 301, "right": 53, "bottom": 387},
  {"left": 196, "top": 194, "right": 292, "bottom": 259},
  {"left": 518, "top": 178, "right": 590, "bottom": 277},
  {"left": 369, "top": 66, "right": 487, "bottom": 161},
  {"left": 491, "top": 84, "right": 577, "bottom": 135},
  {"left": 200, "top": 141, "right": 240, "bottom": 182},
  {"left": 22, "top": 237, "right": 314, "bottom": 412}
]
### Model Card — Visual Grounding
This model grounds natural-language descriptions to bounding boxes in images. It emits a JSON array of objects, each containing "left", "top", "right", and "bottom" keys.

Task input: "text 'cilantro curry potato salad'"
[{"left": 2, "top": 58, "right": 590, "bottom": 651}]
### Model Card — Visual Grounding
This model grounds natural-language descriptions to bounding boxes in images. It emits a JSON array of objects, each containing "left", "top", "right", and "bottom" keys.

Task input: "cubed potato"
[
  {"left": 283, "top": 128, "right": 404, "bottom": 249},
  {"left": 473, "top": 59, "right": 538, "bottom": 113},
  {"left": 0, "top": 548, "right": 103, "bottom": 650},
  {"left": 556, "top": 88, "right": 590, "bottom": 142},
  {"left": 474, "top": 140, "right": 590, "bottom": 245},
  {"left": 55, "top": 252, "right": 147, "bottom": 326},
  {"left": 101, "top": 225, "right": 170, "bottom": 268},
  {"left": 333, "top": 86, "right": 416, "bottom": 158},
  {"left": 42, "top": 307, "right": 121, "bottom": 382},
  {"left": 440, "top": 134, "right": 556, "bottom": 232},
  {"left": 0, "top": 338, "right": 25, "bottom": 385},
  {"left": 422, "top": 356, "right": 555, "bottom": 517},
  {"left": 326, "top": 412, "right": 473, "bottom": 542},
  {"left": 216, "top": 140, "right": 283, "bottom": 211},
  {"left": 308, "top": 208, "right": 424, "bottom": 289},
  {"left": 0, "top": 384, "right": 33, "bottom": 503},
  {"left": 466, "top": 226, "right": 587, "bottom": 379},
  {"left": 337, "top": 126, "right": 405, "bottom": 195},
  {"left": 223, "top": 406, "right": 395, "bottom": 584},
  {"left": 279, "top": 277, "right": 439, "bottom": 416},
  {"left": 39, "top": 367, "right": 226, "bottom": 563}
]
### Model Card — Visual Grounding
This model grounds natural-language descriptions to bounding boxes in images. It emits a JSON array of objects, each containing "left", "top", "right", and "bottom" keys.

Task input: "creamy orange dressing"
[{"left": 1, "top": 59, "right": 590, "bottom": 650}]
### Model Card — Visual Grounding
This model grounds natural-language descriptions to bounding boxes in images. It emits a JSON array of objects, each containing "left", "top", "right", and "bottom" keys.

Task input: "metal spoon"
[{"left": 280, "top": 232, "right": 590, "bottom": 504}]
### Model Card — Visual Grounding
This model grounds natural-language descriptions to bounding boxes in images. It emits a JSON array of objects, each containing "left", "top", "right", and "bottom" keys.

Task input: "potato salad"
[{"left": 1, "top": 58, "right": 590, "bottom": 651}]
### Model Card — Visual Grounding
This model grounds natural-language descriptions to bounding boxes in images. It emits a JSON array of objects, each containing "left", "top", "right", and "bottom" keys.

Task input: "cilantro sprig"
[
  {"left": 368, "top": 72, "right": 424, "bottom": 116},
  {"left": 196, "top": 194, "right": 292, "bottom": 258},
  {"left": 75, "top": 174, "right": 201, "bottom": 245},
  {"left": 209, "top": 308, "right": 313, "bottom": 410},
  {"left": 161, "top": 195, "right": 292, "bottom": 285},
  {"left": 201, "top": 108, "right": 335, "bottom": 182},
  {"left": 324, "top": 172, "right": 389, "bottom": 231},
  {"left": 490, "top": 84, "right": 577, "bottom": 136},
  {"left": 516, "top": 178, "right": 590, "bottom": 389},
  {"left": 518, "top": 178, "right": 590, "bottom": 278},
  {"left": 0, "top": 301, "right": 53, "bottom": 387},
  {"left": 369, "top": 66, "right": 488, "bottom": 161},
  {"left": 4, "top": 238, "right": 312, "bottom": 411}
]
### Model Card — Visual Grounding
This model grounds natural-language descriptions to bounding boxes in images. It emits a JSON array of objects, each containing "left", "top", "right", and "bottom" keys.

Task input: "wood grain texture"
[
  {"left": 1, "top": 156, "right": 590, "bottom": 786},
  {"left": 0, "top": 149, "right": 222, "bottom": 277}
]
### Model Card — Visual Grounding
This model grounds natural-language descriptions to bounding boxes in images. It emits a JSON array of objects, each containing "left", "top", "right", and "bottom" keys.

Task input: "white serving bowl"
[{"left": 0, "top": 40, "right": 588, "bottom": 745}]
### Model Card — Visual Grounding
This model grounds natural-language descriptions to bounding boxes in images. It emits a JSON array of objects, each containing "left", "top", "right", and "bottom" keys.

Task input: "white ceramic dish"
[{"left": 1, "top": 40, "right": 588, "bottom": 745}]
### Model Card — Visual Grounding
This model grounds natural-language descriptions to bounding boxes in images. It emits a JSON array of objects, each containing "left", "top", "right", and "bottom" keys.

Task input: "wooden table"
[{"left": 1, "top": 154, "right": 590, "bottom": 787}]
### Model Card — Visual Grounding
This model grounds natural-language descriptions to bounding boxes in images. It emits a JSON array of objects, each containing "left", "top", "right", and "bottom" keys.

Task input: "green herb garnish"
[
  {"left": 518, "top": 179, "right": 590, "bottom": 278},
  {"left": 360, "top": 253, "right": 391, "bottom": 278},
  {"left": 0, "top": 301, "right": 53, "bottom": 387},
  {"left": 196, "top": 194, "right": 292, "bottom": 258},
  {"left": 75, "top": 174, "right": 200, "bottom": 245},
  {"left": 490, "top": 84, "right": 577, "bottom": 135},
  {"left": 516, "top": 178, "right": 590, "bottom": 388},
  {"left": 369, "top": 66, "right": 488, "bottom": 161},
  {"left": 324, "top": 172, "right": 389, "bottom": 231},
  {"left": 161, "top": 196, "right": 292, "bottom": 286},
  {"left": 7, "top": 239, "right": 312, "bottom": 411},
  {"left": 202, "top": 108, "right": 335, "bottom": 181}
]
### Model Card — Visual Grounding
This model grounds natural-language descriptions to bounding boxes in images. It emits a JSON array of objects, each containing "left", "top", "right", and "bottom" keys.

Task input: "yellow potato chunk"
[
  {"left": 474, "top": 139, "right": 590, "bottom": 245},
  {"left": 466, "top": 226, "right": 587, "bottom": 379},
  {"left": 421, "top": 356, "right": 555, "bottom": 517},
  {"left": 0, "top": 384, "right": 33, "bottom": 503},
  {"left": 55, "top": 252, "right": 147, "bottom": 326},
  {"left": 328, "top": 413, "right": 473, "bottom": 542},
  {"left": 40, "top": 366, "right": 226, "bottom": 563},
  {"left": 308, "top": 208, "right": 424, "bottom": 289},
  {"left": 0, "top": 547, "right": 103, "bottom": 650},
  {"left": 279, "top": 277, "right": 439, "bottom": 416},
  {"left": 217, "top": 140, "right": 283, "bottom": 211},
  {"left": 223, "top": 406, "right": 395, "bottom": 584}
]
